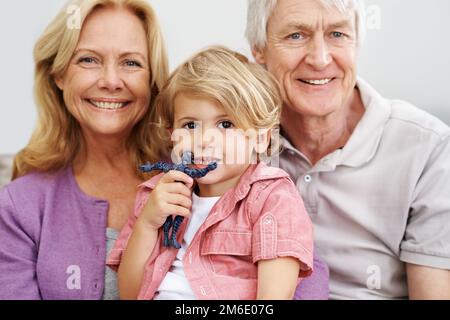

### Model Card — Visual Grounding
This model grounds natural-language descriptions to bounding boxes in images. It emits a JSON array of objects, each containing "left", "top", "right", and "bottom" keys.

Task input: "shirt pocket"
[{"left": 200, "top": 230, "right": 256, "bottom": 278}]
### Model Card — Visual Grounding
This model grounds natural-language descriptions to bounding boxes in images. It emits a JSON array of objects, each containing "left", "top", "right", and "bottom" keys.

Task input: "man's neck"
[{"left": 281, "top": 88, "right": 365, "bottom": 165}]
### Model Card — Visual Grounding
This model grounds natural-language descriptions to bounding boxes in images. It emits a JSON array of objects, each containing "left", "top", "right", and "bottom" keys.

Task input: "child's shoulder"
[
  {"left": 248, "top": 162, "right": 292, "bottom": 185},
  {"left": 246, "top": 162, "right": 297, "bottom": 197}
]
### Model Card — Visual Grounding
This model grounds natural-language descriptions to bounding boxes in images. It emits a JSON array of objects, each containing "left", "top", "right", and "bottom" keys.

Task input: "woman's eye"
[
  {"left": 78, "top": 57, "right": 97, "bottom": 64},
  {"left": 218, "top": 121, "right": 234, "bottom": 129},
  {"left": 183, "top": 122, "right": 198, "bottom": 130},
  {"left": 124, "top": 60, "right": 142, "bottom": 67}
]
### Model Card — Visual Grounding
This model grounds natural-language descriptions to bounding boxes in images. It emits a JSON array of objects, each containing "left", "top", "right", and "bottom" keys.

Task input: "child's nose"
[{"left": 195, "top": 127, "right": 221, "bottom": 154}]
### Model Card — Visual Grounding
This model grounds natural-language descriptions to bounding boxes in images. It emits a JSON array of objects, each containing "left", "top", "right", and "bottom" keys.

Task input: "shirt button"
[
  {"left": 264, "top": 217, "right": 273, "bottom": 225},
  {"left": 200, "top": 286, "right": 207, "bottom": 296},
  {"left": 304, "top": 175, "right": 312, "bottom": 183}
]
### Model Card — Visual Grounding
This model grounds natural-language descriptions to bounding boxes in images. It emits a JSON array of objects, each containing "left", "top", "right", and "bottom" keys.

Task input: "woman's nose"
[{"left": 98, "top": 64, "right": 124, "bottom": 91}]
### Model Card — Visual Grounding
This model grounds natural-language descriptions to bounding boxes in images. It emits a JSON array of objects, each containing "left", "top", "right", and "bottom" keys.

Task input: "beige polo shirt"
[{"left": 278, "top": 78, "right": 450, "bottom": 300}]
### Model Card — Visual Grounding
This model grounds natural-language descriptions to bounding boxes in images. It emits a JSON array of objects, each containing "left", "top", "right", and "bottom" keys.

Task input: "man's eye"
[
  {"left": 332, "top": 31, "right": 344, "bottom": 38},
  {"left": 183, "top": 122, "right": 198, "bottom": 130},
  {"left": 218, "top": 121, "right": 234, "bottom": 129},
  {"left": 289, "top": 33, "right": 303, "bottom": 40}
]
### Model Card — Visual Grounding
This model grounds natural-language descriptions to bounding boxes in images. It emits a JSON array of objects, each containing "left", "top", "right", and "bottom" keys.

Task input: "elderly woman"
[
  {"left": 246, "top": 0, "right": 450, "bottom": 299},
  {"left": 0, "top": 0, "right": 168, "bottom": 299}
]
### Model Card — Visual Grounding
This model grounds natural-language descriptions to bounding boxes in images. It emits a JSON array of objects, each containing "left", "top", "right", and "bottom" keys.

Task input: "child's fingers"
[
  {"left": 164, "top": 182, "right": 193, "bottom": 198},
  {"left": 166, "top": 193, "right": 192, "bottom": 210},
  {"left": 160, "top": 170, "right": 194, "bottom": 188},
  {"left": 164, "top": 204, "right": 191, "bottom": 218}
]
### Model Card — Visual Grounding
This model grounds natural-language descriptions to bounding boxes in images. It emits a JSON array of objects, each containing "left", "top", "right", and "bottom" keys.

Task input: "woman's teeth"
[{"left": 89, "top": 100, "right": 128, "bottom": 110}]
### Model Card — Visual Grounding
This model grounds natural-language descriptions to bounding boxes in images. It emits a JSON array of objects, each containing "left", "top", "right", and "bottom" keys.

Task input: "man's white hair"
[{"left": 246, "top": 0, "right": 366, "bottom": 50}]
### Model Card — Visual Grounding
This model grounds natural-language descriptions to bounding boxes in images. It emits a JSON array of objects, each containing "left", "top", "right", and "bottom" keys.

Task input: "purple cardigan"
[{"left": 0, "top": 167, "right": 328, "bottom": 300}]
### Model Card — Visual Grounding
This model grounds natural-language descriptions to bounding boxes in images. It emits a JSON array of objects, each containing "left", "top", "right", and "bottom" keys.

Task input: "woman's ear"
[{"left": 54, "top": 75, "right": 64, "bottom": 91}]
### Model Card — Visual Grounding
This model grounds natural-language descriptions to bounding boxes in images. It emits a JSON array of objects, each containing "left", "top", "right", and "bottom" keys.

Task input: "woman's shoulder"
[
  {"left": 4, "top": 168, "right": 69, "bottom": 195},
  {"left": 1, "top": 168, "right": 73, "bottom": 215}
]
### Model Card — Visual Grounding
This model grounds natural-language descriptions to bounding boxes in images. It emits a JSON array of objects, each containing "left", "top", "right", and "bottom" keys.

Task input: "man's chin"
[{"left": 287, "top": 97, "right": 342, "bottom": 117}]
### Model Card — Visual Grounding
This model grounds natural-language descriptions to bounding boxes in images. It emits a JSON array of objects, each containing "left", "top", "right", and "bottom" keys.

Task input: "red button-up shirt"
[{"left": 108, "top": 162, "right": 313, "bottom": 299}]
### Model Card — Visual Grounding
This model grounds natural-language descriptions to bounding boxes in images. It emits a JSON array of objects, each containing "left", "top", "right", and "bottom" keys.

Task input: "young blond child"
[{"left": 107, "top": 46, "right": 314, "bottom": 300}]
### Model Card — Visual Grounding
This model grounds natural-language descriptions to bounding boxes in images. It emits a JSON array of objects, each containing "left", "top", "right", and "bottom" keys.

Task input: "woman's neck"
[{"left": 73, "top": 133, "right": 135, "bottom": 178}]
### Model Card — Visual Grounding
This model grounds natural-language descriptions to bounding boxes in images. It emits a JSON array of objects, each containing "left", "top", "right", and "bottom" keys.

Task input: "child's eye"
[
  {"left": 218, "top": 120, "right": 234, "bottom": 129},
  {"left": 183, "top": 121, "right": 198, "bottom": 130}
]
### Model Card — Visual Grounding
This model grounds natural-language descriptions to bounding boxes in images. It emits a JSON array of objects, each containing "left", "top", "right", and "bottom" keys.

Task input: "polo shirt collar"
[{"left": 281, "top": 77, "right": 392, "bottom": 168}]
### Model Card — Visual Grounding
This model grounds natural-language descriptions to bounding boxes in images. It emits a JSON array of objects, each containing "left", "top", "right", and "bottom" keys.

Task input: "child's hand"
[{"left": 139, "top": 170, "right": 194, "bottom": 230}]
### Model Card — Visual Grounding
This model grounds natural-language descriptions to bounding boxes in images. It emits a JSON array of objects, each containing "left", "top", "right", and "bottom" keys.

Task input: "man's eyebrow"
[
  {"left": 327, "top": 20, "right": 354, "bottom": 30},
  {"left": 284, "top": 22, "right": 313, "bottom": 31},
  {"left": 283, "top": 19, "right": 353, "bottom": 31}
]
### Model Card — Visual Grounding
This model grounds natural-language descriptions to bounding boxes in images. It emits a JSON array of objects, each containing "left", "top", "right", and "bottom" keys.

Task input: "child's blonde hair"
[{"left": 152, "top": 45, "right": 282, "bottom": 157}]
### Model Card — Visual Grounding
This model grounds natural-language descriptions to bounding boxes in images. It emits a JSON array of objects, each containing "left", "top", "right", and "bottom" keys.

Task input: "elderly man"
[{"left": 247, "top": 0, "right": 450, "bottom": 299}]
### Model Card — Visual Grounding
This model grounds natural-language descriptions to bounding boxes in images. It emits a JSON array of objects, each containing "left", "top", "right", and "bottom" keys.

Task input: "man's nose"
[
  {"left": 305, "top": 35, "right": 332, "bottom": 70},
  {"left": 98, "top": 64, "right": 124, "bottom": 91}
]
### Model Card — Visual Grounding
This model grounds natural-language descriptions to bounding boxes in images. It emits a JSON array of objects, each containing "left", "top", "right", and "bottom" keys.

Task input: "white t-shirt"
[{"left": 154, "top": 192, "right": 220, "bottom": 300}]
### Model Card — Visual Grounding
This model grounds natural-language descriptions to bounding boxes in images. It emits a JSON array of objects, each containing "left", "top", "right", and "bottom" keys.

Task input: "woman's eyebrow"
[
  {"left": 119, "top": 52, "right": 147, "bottom": 62},
  {"left": 73, "top": 49, "right": 147, "bottom": 61},
  {"left": 73, "top": 48, "right": 98, "bottom": 56}
]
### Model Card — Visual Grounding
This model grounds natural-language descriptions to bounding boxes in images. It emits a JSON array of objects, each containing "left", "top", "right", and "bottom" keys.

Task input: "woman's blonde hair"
[
  {"left": 152, "top": 45, "right": 282, "bottom": 158},
  {"left": 13, "top": 0, "right": 168, "bottom": 180}
]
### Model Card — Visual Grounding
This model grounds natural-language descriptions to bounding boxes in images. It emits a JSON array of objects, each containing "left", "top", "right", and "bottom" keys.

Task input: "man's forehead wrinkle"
[{"left": 273, "top": 1, "right": 354, "bottom": 31}]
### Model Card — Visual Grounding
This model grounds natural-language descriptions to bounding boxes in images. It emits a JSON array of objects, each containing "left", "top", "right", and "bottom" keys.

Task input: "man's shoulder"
[
  {"left": 388, "top": 100, "right": 450, "bottom": 139},
  {"left": 358, "top": 78, "right": 450, "bottom": 140}
]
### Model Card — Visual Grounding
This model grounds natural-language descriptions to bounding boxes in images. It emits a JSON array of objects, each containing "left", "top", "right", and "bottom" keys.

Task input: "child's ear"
[{"left": 254, "top": 129, "right": 271, "bottom": 154}]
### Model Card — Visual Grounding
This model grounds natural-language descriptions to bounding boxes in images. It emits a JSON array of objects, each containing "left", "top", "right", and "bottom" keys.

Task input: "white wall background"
[{"left": 0, "top": 0, "right": 449, "bottom": 154}]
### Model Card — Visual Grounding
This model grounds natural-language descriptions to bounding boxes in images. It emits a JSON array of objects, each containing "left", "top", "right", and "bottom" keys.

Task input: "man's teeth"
[
  {"left": 90, "top": 100, "right": 127, "bottom": 110},
  {"left": 301, "top": 78, "right": 332, "bottom": 85}
]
